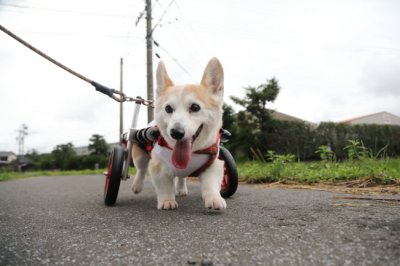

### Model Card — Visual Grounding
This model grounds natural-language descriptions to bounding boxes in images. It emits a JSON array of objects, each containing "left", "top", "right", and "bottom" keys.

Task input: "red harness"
[{"left": 144, "top": 131, "right": 220, "bottom": 177}]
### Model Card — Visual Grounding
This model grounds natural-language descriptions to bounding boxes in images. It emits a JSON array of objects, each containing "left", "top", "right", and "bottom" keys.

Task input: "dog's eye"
[
  {"left": 190, "top": 103, "right": 201, "bottom": 113},
  {"left": 165, "top": 105, "right": 173, "bottom": 114}
]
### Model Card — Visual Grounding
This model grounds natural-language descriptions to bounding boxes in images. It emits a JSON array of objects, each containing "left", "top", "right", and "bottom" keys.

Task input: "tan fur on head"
[
  {"left": 154, "top": 58, "right": 225, "bottom": 151},
  {"left": 156, "top": 61, "right": 174, "bottom": 98},
  {"left": 200, "top": 57, "right": 224, "bottom": 97},
  {"left": 156, "top": 57, "right": 224, "bottom": 99}
]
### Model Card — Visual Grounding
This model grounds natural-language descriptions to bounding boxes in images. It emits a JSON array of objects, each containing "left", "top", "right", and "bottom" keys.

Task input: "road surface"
[{"left": 0, "top": 175, "right": 399, "bottom": 265}]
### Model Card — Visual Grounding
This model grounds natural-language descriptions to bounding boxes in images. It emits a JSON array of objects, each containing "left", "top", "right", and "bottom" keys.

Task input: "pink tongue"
[{"left": 172, "top": 139, "right": 192, "bottom": 169}]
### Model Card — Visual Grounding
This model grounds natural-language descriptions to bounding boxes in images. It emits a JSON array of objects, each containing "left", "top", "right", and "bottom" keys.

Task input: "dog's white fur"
[{"left": 131, "top": 58, "right": 226, "bottom": 210}]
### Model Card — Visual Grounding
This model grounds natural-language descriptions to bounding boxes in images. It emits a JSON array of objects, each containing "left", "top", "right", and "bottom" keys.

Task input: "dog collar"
[
  {"left": 135, "top": 125, "right": 220, "bottom": 177},
  {"left": 155, "top": 128, "right": 220, "bottom": 177}
]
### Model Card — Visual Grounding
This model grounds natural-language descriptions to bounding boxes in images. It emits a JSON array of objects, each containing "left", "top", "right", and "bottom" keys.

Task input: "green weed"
[{"left": 238, "top": 158, "right": 400, "bottom": 185}]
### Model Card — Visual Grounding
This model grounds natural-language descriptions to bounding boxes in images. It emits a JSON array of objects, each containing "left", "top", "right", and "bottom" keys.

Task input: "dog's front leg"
[
  {"left": 175, "top": 177, "right": 188, "bottom": 197},
  {"left": 200, "top": 159, "right": 226, "bottom": 210},
  {"left": 149, "top": 155, "right": 178, "bottom": 210}
]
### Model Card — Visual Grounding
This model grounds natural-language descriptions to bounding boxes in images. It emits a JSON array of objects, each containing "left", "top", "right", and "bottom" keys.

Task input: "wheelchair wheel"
[
  {"left": 219, "top": 146, "right": 238, "bottom": 198},
  {"left": 104, "top": 146, "right": 124, "bottom": 206}
]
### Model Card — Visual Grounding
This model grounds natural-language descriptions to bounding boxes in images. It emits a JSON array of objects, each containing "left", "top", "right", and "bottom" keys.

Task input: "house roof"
[
  {"left": 0, "top": 151, "right": 16, "bottom": 157},
  {"left": 338, "top": 111, "right": 400, "bottom": 124},
  {"left": 272, "top": 111, "right": 316, "bottom": 126}
]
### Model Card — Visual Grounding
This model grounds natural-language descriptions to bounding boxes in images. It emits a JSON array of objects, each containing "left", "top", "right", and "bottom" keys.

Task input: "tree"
[
  {"left": 229, "top": 78, "right": 281, "bottom": 158},
  {"left": 51, "top": 143, "right": 76, "bottom": 170},
  {"left": 231, "top": 78, "right": 280, "bottom": 129},
  {"left": 222, "top": 103, "right": 235, "bottom": 131},
  {"left": 88, "top": 134, "right": 108, "bottom": 156},
  {"left": 25, "top": 149, "right": 40, "bottom": 170}
]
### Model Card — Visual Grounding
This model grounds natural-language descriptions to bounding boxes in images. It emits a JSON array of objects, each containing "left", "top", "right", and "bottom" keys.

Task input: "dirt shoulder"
[
  {"left": 254, "top": 181, "right": 400, "bottom": 196},
  {"left": 188, "top": 176, "right": 400, "bottom": 195}
]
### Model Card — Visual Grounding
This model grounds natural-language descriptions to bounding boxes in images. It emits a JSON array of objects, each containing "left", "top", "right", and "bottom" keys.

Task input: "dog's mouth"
[{"left": 171, "top": 124, "right": 203, "bottom": 169}]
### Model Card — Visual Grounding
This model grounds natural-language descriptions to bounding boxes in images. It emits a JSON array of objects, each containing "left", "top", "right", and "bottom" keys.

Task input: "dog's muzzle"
[
  {"left": 170, "top": 128, "right": 185, "bottom": 140},
  {"left": 170, "top": 124, "right": 203, "bottom": 142}
]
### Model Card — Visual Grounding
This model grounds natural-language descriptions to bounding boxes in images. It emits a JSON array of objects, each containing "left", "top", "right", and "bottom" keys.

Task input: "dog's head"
[{"left": 154, "top": 58, "right": 224, "bottom": 169}]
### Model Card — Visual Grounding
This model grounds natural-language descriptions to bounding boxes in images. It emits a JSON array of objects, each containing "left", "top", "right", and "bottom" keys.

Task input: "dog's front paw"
[
  {"left": 204, "top": 195, "right": 226, "bottom": 210},
  {"left": 131, "top": 179, "right": 144, "bottom": 194},
  {"left": 175, "top": 186, "right": 188, "bottom": 197},
  {"left": 158, "top": 200, "right": 178, "bottom": 210}
]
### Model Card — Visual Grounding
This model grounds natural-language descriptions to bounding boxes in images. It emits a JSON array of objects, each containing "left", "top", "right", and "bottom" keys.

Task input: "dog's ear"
[
  {"left": 200, "top": 57, "right": 224, "bottom": 97},
  {"left": 156, "top": 61, "right": 174, "bottom": 97}
]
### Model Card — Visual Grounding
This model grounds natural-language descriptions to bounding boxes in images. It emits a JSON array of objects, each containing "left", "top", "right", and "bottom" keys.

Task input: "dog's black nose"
[{"left": 170, "top": 128, "right": 185, "bottom": 140}]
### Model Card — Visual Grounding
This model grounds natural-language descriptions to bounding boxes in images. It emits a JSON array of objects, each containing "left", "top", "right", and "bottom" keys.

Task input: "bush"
[
  {"left": 315, "top": 123, "right": 400, "bottom": 160},
  {"left": 227, "top": 118, "right": 400, "bottom": 161}
]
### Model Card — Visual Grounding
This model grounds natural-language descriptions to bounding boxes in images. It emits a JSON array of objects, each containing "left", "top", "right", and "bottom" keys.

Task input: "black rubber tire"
[
  {"left": 219, "top": 146, "right": 238, "bottom": 198},
  {"left": 104, "top": 146, "right": 124, "bottom": 206}
]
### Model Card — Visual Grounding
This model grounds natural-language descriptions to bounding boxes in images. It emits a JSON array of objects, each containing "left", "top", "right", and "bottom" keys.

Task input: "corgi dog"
[{"left": 131, "top": 58, "right": 226, "bottom": 210}]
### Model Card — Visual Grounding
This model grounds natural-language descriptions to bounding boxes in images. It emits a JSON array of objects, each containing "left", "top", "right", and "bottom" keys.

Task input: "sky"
[{"left": 1, "top": 0, "right": 399, "bottom": 154}]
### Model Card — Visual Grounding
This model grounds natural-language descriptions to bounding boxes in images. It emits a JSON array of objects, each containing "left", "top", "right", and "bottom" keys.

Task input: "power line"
[
  {"left": 157, "top": 24, "right": 203, "bottom": 66},
  {"left": 0, "top": 2, "right": 139, "bottom": 18},
  {"left": 153, "top": 39, "right": 195, "bottom": 81},
  {"left": 173, "top": 0, "right": 209, "bottom": 55},
  {"left": 152, "top": 0, "right": 175, "bottom": 33},
  {"left": 149, "top": 0, "right": 205, "bottom": 66},
  {"left": 157, "top": 15, "right": 204, "bottom": 65},
  {"left": 5, "top": 29, "right": 143, "bottom": 39}
]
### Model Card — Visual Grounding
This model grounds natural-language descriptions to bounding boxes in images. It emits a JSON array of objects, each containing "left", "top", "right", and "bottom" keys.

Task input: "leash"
[{"left": 0, "top": 24, "right": 153, "bottom": 106}]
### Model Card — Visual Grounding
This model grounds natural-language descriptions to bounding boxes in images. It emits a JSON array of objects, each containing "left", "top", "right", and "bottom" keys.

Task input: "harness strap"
[
  {"left": 189, "top": 143, "right": 219, "bottom": 177},
  {"left": 135, "top": 126, "right": 220, "bottom": 177},
  {"left": 156, "top": 131, "right": 220, "bottom": 177}
]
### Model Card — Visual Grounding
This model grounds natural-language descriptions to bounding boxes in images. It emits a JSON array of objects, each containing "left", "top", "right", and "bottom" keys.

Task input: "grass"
[
  {"left": 0, "top": 169, "right": 106, "bottom": 182},
  {"left": 238, "top": 158, "right": 400, "bottom": 185},
  {"left": 1, "top": 158, "right": 399, "bottom": 187}
]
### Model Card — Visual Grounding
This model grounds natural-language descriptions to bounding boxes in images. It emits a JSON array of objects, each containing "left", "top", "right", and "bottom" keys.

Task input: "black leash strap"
[{"left": 0, "top": 24, "right": 125, "bottom": 102}]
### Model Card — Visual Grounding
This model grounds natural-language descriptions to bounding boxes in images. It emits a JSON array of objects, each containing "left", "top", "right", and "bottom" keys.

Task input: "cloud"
[
  {"left": 361, "top": 53, "right": 400, "bottom": 98},
  {"left": 2, "top": 0, "right": 400, "bottom": 154}
]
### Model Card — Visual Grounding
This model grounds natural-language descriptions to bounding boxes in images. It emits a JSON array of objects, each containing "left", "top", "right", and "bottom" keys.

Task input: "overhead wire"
[
  {"left": 0, "top": 1, "right": 145, "bottom": 56},
  {"left": 0, "top": 2, "right": 140, "bottom": 18},
  {"left": 152, "top": 0, "right": 175, "bottom": 33},
  {"left": 156, "top": 22, "right": 203, "bottom": 65},
  {"left": 2, "top": 29, "right": 143, "bottom": 39},
  {"left": 172, "top": 0, "right": 209, "bottom": 56},
  {"left": 152, "top": 0, "right": 205, "bottom": 72},
  {"left": 153, "top": 39, "right": 195, "bottom": 81},
  {"left": 151, "top": 0, "right": 198, "bottom": 80}
]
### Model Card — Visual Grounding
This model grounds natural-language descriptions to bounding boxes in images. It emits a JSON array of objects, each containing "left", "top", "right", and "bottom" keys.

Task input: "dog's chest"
[{"left": 152, "top": 143, "right": 212, "bottom": 177}]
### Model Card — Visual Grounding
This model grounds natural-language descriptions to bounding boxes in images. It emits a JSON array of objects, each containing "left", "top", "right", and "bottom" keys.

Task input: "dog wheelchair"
[
  {"left": 0, "top": 26, "right": 237, "bottom": 207},
  {"left": 104, "top": 98, "right": 239, "bottom": 206}
]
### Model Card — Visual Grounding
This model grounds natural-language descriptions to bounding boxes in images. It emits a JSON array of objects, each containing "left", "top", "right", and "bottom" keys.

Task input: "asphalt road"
[{"left": 0, "top": 175, "right": 399, "bottom": 266}]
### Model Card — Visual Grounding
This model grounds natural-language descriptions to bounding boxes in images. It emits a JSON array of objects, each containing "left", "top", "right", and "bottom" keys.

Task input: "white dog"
[{"left": 131, "top": 58, "right": 226, "bottom": 210}]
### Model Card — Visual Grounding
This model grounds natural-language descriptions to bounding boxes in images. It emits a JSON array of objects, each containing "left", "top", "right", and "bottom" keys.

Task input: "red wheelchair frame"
[{"left": 104, "top": 100, "right": 238, "bottom": 206}]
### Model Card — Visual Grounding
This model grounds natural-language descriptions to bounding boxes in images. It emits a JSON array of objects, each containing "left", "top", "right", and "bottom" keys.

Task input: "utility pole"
[
  {"left": 16, "top": 123, "right": 28, "bottom": 156},
  {"left": 119, "top": 57, "right": 123, "bottom": 143},
  {"left": 146, "top": 0, "right": 154, "bottom": 123}
]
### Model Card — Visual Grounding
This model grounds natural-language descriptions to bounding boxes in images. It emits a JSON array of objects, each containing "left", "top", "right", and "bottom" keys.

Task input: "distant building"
[
  {"left": 0, "top": 151, "right": 17, "bottom": 164},
  {"left": 74, "top": 146, "right": 90, "bottom": 156},
  {"left": 272, "top": 111, "right": 317, "bottom": 127},
  {"left": 338, "top": 111, "right": 400, "bottom": 126},
  {"left": 73, "top": 143, "right": 122, "bottom": 156}
]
